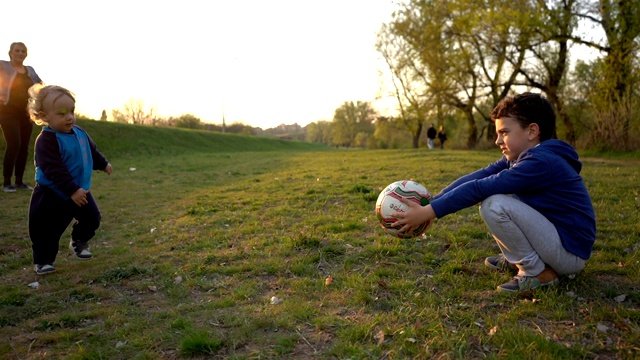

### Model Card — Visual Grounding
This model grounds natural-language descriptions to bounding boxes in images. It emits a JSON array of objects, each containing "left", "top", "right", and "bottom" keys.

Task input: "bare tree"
[{"left": 120, "top": 99, "right": 159, "bottom": 125}]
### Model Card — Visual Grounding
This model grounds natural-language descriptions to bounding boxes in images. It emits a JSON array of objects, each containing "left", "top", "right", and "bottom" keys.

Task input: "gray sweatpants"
[{"left": 480, "top": 194, "right": 586, "bottom": 277}]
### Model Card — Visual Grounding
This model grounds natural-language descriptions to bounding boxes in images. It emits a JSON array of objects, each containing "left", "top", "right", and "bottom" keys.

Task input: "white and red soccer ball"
[{"left": 375, "top": 180, "right": 433, "bottom": 239}]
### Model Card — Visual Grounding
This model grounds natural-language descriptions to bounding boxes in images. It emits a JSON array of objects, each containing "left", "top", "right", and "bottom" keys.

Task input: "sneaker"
[
  {"left": 497, "top": 268, "right": 559, "bottom": 293},
  {"left": 2, "top": 185, "right": 16, "bottom": 193},
  {"left": 69, "top": 239, "right": 93, "bottom": 259},
  {"left": 15, "top": 183, "right": 33, "bottom": 191},
  {"left": 35, "top": 264, "right": 56, "bottom": 275},
  {"left": 484, "top": 254, "right": 518, "bottom": 272}
]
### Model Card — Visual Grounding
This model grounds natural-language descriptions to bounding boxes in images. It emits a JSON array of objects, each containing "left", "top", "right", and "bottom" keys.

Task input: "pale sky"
[{"left": 2, "top": 0, "right": 400, "bottom": 129}]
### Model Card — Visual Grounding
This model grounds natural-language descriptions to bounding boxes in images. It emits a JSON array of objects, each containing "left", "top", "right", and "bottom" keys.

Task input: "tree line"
[
  {"left": 94, "top": 99, "right": 259, "bottom": 136},
  {"left": 297, "top": 0, "right": 640, "bottom": 151},
  {"left": 371, "top": 0, "right": 639, "bottom": 151},
  {"left": 93, "top": 0, "right": 639, "bottom": 151}
]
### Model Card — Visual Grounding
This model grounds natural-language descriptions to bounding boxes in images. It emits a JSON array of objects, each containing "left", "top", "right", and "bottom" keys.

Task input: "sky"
[{"left": 2, "top": 0, "right": 400, "bottom": 129}]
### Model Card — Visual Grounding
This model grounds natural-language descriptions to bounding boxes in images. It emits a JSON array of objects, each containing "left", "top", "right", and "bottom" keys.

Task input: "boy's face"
[
  {"left": 42, "top": 94, "right": 76, "bottom": 133},
  {"left": 495, "top": 117, "right": 540, "bottom": 161}
]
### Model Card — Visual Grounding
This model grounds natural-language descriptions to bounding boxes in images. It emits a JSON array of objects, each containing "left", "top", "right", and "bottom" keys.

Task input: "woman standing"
[
  {"left": 437, "top": 126, "right": 447, "bottom": 149},
  {"left": 0, "top": 42, "right": 43, "bottom": 192}
]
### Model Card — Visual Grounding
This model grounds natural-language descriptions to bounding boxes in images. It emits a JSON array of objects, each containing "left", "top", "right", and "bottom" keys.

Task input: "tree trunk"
[
  {"left": 547, "top": 92, "right": 574, "bottom": 144},
  {"left": 412, "top": 121, "right": 423, "bottom": 149},
  {"left": 464, "top": 109, "right": 478, "bottom": 149}
]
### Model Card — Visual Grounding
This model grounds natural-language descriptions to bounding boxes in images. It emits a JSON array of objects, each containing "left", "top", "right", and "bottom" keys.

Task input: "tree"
[
  {"left": 575, "top": 0, "right": 640, "bottom": 149},
  {"left": 376, "top": 0, "right": 639, "bottom": 149},
  {"left": 118, "top": 99, "right": 159, "bottom": 125},
  {"left": 100, "top": 110, "right": 107, "bottom": 121},
  {"left": 305, "top": 121, "right": 332, "bottom": 145},
  {"left": 372, "top": 116, "right": 414, "bottom": 149},
  {"left": 174, "top": 114, "right": 203, "bottom": 129},
  {"left": 596, "top": 0, "right": 640, "bottom": 103},
  {"left": 264, "top": 123, "right": 306, "bottom": 141},
  {"left": 330, "top": 101, "right": 376, "bottom": 147},
  {"left": 225, "top": 122, "right": 255, "bottom": 135},
  {"left": 376, "top": 23, "right": 435, "bottom": 148},
  {"left": 110, "top": 109, "right": 128, "bottom": 124},
  {"left": 510, "top": 0, "right": 640, "bottom": 149},
  {"left": 379, "top": 0, "right": 531, "bottom": 148},
  {"left": 500, "top": 0, "right": 581, "bottom": 144}
]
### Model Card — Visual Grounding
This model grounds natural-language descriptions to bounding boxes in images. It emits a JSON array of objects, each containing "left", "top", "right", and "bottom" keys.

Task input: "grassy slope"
[
  {"left": 0, "top": 119, "right": 327, "bottom": 159},
  {"left": 75, "top": 120, "right": 328, "bottom": 157},
  {"left": 0, "top": 121, "right": 638, "bottom": 359}
]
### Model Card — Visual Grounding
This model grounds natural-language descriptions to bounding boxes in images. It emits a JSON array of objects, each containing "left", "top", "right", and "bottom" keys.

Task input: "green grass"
[{"left": 0, "top": 120, "right": 638, "bottom": 358}]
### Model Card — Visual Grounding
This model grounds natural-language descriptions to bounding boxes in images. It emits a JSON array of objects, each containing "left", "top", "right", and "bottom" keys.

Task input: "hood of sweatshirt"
[{"left": 525, "top": 139, "right": 582, "bottom": 174}]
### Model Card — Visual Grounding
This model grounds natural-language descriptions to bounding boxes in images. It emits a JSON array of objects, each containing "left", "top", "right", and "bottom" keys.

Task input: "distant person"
[
  {"left": 0, "top": 42, "right": 43, "bottom": 192},
  {"left": 437, "top": 126, "right": 447, "bottom": 149},
  {"left": 392, "top": 93, "right": 596, "bottom": 293},
  {"left": 426, "top": 124, "right": 436, "bottom": 149},
  {"left": 26, "top": 84, "right": 112, "bottom": 275}
]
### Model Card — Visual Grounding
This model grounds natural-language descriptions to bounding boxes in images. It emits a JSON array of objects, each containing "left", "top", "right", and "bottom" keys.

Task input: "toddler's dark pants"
[{"left": 29, "top": 185, "right": 101, "bottom": 265}]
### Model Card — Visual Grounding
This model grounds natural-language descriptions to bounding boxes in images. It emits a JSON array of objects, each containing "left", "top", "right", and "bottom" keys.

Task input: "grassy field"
[{"left": 1, "top": 121, "right": 638, "bottom": 359}]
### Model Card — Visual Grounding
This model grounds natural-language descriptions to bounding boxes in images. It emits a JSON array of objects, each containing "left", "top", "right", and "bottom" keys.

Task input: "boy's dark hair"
[{"left": 490, "top": 92, "right": 556, "bottom": 141}]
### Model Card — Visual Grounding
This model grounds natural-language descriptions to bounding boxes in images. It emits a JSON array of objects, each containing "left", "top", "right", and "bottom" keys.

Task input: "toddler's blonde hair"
[{"left": 28, "top": 84, "right": 76, "bottom": 126}]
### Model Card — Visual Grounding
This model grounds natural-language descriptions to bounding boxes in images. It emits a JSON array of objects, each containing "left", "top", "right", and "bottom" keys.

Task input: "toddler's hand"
[
  {"left": 104, "top": 163, "right": 113, "bottom": 175},
  {"left": 71, "top": 188, "right": 89, "bottom": 207}
]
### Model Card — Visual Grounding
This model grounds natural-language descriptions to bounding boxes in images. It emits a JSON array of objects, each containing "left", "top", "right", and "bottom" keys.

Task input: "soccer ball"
[{"left": 375, "top": 180, "right": 433, "bottom": 239}]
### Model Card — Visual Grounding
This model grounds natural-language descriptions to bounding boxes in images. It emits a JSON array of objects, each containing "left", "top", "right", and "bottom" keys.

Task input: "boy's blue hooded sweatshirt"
[{"left": 430, "top": 139, "right": 596, "bottom": 260}]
